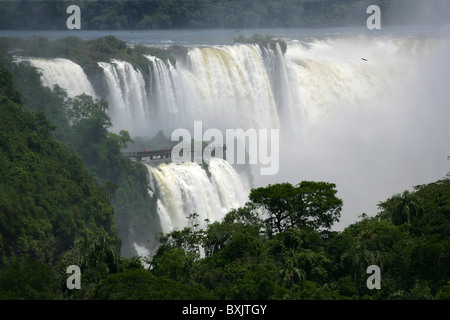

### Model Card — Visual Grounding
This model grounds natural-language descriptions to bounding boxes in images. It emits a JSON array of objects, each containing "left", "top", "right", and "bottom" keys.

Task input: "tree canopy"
[
  {"left": 249, "top": 181, "right": 342, "bottom": 236},
  {"left": 0, "top": 63, "right": 119, "bottom": 266},
  {"left": 0, "top": 0, "right": 447, "bottom": 30}
]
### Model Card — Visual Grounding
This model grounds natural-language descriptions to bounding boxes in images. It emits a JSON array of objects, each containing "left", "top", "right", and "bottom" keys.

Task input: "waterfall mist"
[
  {"left": 22, "top": 28, "right": 450, "bottom": 231},
  {"left": 267, "top": 32, "right": 450, "bottom": 230}
]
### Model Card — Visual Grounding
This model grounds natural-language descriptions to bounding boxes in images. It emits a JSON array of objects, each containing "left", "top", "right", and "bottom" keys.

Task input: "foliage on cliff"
[
  {"left": 0, "top": 35, "right": 174, "bottom": 94},
  {"left": 0, "top": 62, "right": 119, "bottom": 268}
]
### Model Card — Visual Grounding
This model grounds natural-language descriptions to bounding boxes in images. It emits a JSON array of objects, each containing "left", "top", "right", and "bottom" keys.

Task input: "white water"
[
  {"left": 146, "top": 158, "right": 248, "bottom": 233},
  {"left": 273, "top": 36, "right": 450, "bottom": 229},
  {"left": 98, "top": 59, "right": 149, "bottom": 133},
  {"left": 16, "top": 57, "right": 97, "bottom": 98},
  {"left": 20, "top": 30, "right": 450, "bottom": 232},
  {"left": 94, "top": 44, "right": 281, "bottom": 137},
  {"left": 133, "top": 242, "right": 150, "bottom": 268}
]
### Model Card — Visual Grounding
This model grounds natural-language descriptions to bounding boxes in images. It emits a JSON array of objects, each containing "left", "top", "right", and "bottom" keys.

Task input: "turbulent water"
[
  {"left": 17, "top": 27, "right": 450, "bottom": 234},
  {"left": 97, "top": 44, "right": 281, "bottom": 136},
  {"left": 147, "top": 158, "right": 248, "bottom": 234}
]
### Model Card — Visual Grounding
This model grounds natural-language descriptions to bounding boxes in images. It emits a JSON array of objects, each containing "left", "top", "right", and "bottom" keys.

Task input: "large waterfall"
[
  {"left": 94, "top": 36, "right": 443, "bottom": 139},
  {"left": 97, "top": 44, "right": 281, "bottom": 137},
  {"left": 19, "top": 31, "right": 450, "bottom": 233}
]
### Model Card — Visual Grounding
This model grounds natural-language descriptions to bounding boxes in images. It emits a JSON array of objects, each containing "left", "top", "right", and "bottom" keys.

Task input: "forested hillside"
[
  {"left": 0, "top": 62, "right": 125, "bottom": 298},
  {"left": 0, "top": 62, "right": 120, "bottom": 262},
  {"left": 0, "top": 37, "right": 167, "bottom": 257},
  {"left": 0, "top": 0, "right": 448, "bottom": 30},
  {"left": 95, "top": 178, "right": 450, "bottom": 300}
]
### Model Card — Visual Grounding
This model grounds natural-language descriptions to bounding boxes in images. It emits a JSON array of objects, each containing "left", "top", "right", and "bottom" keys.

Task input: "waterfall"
[
  {"left": 20, "top": 33, "right": 449, "bottom": 235},
  {"left": 146, "top": 158, "right": 249, "bottom": 233},
  {"left": 180, "top": 44, "right": 279, "bottom": 131},
  {"left": 19, "top": 36, "right": 441, "bottom": 138},
  {"left": 97, "top": 59, "right": 149, "bottom": 135},
  {"left": 208, "top": 157, "right": 248, "bottom": 210},
  {"left": 94, "top": 37, "right": 434, "bottom": 139},
  {"left": 95, "top": 44, "right": 281, "bottom": 137},
  {"left": 15, "top": 57, "right": 97, "bottom": 98}
]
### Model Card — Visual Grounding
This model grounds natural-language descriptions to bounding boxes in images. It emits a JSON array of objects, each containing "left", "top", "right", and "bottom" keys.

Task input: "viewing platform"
[
  {"left": 122, "top": 145, "right": 226, "bottom": 163},
  {"left": 122, "top": 149, "right": 173, "bottom": 161}
]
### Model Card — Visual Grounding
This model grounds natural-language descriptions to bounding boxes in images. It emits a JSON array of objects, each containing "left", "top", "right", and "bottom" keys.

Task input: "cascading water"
[
  {"left": 94, "top": 36, "right": 443, "bottom": 145},
  {"left": 146, "top": 158, "right": 248, "bottom": 233},
  {"left": 97, "top": 59, "right": 149, "bottom": 134},
  {"left": 95, "top": 44, "right": 281, "bottom": 137},
  {"left": 20, "top": 32, "right": 450, "bottom": 234},
  {"left": 20, "top": 37, "right": 443, "bottom": 136},
  {"left": 15, "top": 57, "right": 97, "bottom": 98}
]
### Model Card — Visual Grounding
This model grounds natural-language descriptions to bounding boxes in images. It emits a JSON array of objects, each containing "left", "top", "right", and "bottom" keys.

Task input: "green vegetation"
[
  {"left": 1, "top": 50, "right": 161, "bottom": 259},
  {"left": 139, "top": 178, "right": 449, "bottom": 300},
  {"left": 0, "top": 0, "right": 447, "bottom": 30},
  {"left": 1, "top": 61, "right": 449, "bottom": 298},
  {"left": 0, "top": 35, "right": 174, "bottom": 95},
  {"left": 0, "top": 62, "right": 130, "bottom": 299},
  {"left": 249, "top": 181, "right": 342, "bottom": 236},
  {"left": 0, "top": 34, "right": 449, "bottom": 300},
  {"left": 0, "top": 63, "right": 119, "bottom": 264}
]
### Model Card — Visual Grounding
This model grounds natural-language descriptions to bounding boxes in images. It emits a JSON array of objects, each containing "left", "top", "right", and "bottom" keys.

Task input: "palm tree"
[
  {"left": 378, "top": 190, "right": 423, "bottom": 226},
  {"left": 395, "top": 190, "right": 423, "bottom": 225},
  {"left": 279, "top": 250, "right": 306, "bottom": 291},
  {"left": 341, "top": 238, "right": 382, "bottom": 297}
]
